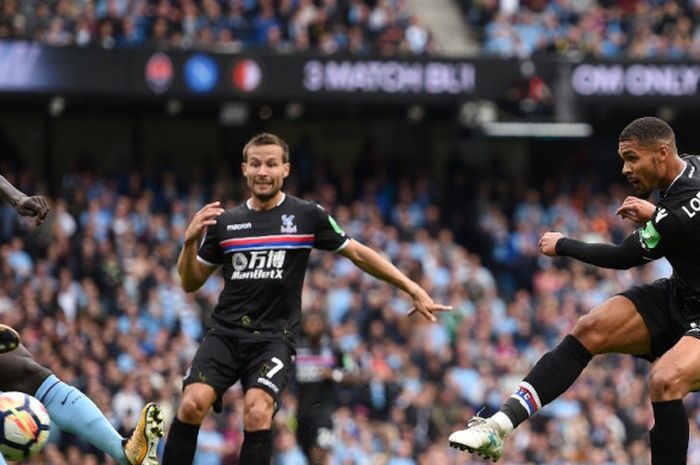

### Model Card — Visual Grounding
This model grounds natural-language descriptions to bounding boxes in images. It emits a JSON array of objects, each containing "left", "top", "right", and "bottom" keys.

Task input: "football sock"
[
  {"left": 490, "top": 411, "right": 514, "bottom": 434},
  {"left": 162, "top": 417, "right": 200, "bottom": 465},
  {"left": 0, "top": 449, "right": 6, "bottom": 465},
  {"left": 650, "top": 399, "right": 687, "bottom": 465},
  {"left": 500, "top": 335, "right": 592, "bottom": 429},
  {"left": 35, "top": 375, "right": 128, "bottom": 465},
  {"left": 239, "top": 429, "right": 272, "bottom": 465}
]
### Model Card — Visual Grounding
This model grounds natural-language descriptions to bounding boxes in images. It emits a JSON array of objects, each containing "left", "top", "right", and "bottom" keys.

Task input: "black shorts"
[
  {"left": 183, "top": 330, "right": 294, "bottom": 409},
  {"left": 620, "top": 278, "right": 700, "bottom": 361},
  {"left": 296, "top": 414, "right": 334, "bottom": 453},
  {"left": 0, "top": 345, "right": 52, "bottom": 393}
]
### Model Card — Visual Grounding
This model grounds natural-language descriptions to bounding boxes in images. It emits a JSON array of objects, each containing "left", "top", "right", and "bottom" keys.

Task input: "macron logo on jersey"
[{"left": 227, "top": 222, "right": 252, "bottom": 231}]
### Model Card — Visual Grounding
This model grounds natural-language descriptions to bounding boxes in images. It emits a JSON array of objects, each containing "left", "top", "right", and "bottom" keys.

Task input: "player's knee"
[
  {"left": 22, "top": 369, "right": 52, "bottom": 394},
  {"left": 1, "top": 353, "right": 52, "bottom": 394},
  {"left": 244, "top": 408, "right": 272, "bottom": 430},
  {"left": 243, "top": 389, "right": 274, "bottom": 430},
  {"left": 649, "top": 364, "right": 689, "bottom": 401},
  {"left": 243, "top": 399, "right": 273, "bottom": 430},
  {"left": 570, "top": 313, "right": 607, "bottom": 353},
  {"left": 178, "top": 394, "right": 211, "bottom": 424}
]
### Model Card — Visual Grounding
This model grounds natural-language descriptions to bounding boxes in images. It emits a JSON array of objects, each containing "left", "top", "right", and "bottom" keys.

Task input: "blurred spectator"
[
  {"left": 3, "top": 0, "right": 435, "bottom": 56},
  {"left": 274, "top": 427, "right": 308, "bottom": 465},
  {"left": 194, "top": 416, "right": 226, "bottom": 465},
  {"left": 462, "top": 0, "right": 700, "bottom": 58}
]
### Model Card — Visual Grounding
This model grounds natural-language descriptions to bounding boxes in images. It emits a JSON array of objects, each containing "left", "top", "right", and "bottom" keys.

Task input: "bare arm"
[
  {"left": 338, "top": 239, "right": 451, "bottom": 322},
  {"left": 0, "top": 175, "right": 24, "bottom": 206},
  {"left": 0, "top": 175, "right": 49, "bottom": 225},
  {"left": 177, "top": 241, "right": 217, "bottom": 292},
  {"left": 177, "top": 201, "right": 224, "bottom": 292}
]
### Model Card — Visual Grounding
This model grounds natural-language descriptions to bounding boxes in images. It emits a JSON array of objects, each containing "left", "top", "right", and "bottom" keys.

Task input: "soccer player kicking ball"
[
  {"left": 0, "top": 174, "right": 163, "bottom": 465},
  {"left": 450, "top": 116, "right": 700, "bottom": 464},
  {"left": 162, "top": 133, "right": 451, "bottom": 465}
]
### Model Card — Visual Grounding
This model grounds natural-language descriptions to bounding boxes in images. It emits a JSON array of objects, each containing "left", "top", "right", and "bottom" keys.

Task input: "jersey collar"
[{"left": 662, "top": 160, "right": 687, "bottom": 198}]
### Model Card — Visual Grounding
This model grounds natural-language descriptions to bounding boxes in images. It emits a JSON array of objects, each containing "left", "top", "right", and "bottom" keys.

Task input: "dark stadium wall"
[
  {"left": 1, "top": 108, "right": 460, "bottom": 193},
  {"left": 3, "top": 104, "right": 699, "bottom": 200}
]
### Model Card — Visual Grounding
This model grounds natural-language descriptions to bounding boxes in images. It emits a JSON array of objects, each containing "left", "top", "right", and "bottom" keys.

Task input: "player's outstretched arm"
[
  {"left": 338, "top": 239, "right": 451, "bottom": 322},
  {"left": 539, "top": 231, "right": 647, "bottom": 269},
  {"left": 177, "top": 201, "right": 223, "bottom": 292},
  {"left": 0, "top": 175, "right": 49, "bottom": 225}
]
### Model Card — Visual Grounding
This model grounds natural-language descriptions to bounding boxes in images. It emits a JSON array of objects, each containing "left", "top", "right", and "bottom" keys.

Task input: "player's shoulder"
[
  {"left": 681, "top": 153, "right": 700, "bottom": 163},
  {"left": 658, "top": 158, "right": 700, "bottom": 226},
  {"left": 218, "top": 204, "right": 248, "bottom": 222},
  {"left": 681, "top": 154, "right": 700, "bottom": 179},
  {"left": 661, "top": 156, "right": 700, "bottom": 203},
  {"left": 208, "top": 204, "right": 249, "bottom": 235},
  {"left": 283, "top": 194, "right": 325, "bottom": 213},
  {"left": 228, "top": 202, "right": 250, "bottom": 215}
]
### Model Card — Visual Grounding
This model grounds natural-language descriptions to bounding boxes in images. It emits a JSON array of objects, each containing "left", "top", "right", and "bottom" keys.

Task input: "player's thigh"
[
  {"left": 0, "top": 345, "right": 51, "bottom": 393},
  {"left": 183, "top": 332, "right": 241, "bottom": 404},
  {"left": 652, "top": 335, "right": 700, "bottom": 394},
  {"left": 243, "top": 388, "right": 274, "bottom": 414},
  {"left": 241, "top": 341, "right": 294, "bottom": 408},
  {"left": 571, "top": 295, "right": 651, "bottom": 355}
]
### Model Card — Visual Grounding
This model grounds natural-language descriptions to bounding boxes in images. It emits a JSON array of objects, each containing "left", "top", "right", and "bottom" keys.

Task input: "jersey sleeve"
[
  {"left": 636, "top": 206, "right": 685, "bottom": 259},
  {"left": 312, "top": 204, "right": 350, "bottom": 252},
  {"left": 556, "top": 233, "right": 648, "bottom": 269},
  {"left": 556, "top": 206, "right": 684, "bottom": 268},
  {"left": 197, "top": 227, "right": 224, "bottom": 267}
]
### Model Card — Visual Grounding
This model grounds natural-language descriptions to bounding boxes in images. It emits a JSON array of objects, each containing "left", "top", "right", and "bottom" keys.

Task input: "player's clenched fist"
[
  {"left": 184, "top": 201, "right": 225, "bottom": 246},
  {"left": 539, "top": 231, "right": 565, "bottom": 257},
  {"left": 15, "top": 195, "right": 49, "bottom": 226}
]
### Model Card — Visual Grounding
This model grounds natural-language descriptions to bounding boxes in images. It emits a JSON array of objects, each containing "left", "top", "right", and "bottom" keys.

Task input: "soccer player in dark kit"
[
  {"left": 449, "top": 116, "right": 700, "bottom": 464},
  {"left": 162, "top": 132, "right": 451, "bottom": 465},
  {"left": 294, "top": 311, "right": 359, "bottom": 465},
  {"left": 0, "top": 174, "right": 163, "bottom": 465}
]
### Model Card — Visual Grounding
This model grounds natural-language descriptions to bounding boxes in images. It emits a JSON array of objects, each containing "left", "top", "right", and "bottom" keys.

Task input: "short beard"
[
  {"left": 634, "top": 186, "right": 652, "bottom": 198},
  {"left": 253, "top": 187, "right": 279, "bottom": 202}
]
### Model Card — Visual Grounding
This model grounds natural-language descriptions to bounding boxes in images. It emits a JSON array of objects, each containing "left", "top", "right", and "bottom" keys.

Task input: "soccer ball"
[{"left": 0, "top": 392, "right": 50, "bottom": 461}]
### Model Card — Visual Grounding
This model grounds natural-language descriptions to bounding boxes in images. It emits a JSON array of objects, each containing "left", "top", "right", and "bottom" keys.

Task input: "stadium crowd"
[
  {"left": 8, "top": 0, "right": 700, "bottom": 59},
  {"left": 2, "top": 149, "right": 700, "bottom": 465},
  {"left": 461, "top": 0, "right": 700, "bottom": 58},
  {"left": 0, "top": 0, "right": 434, "bottom": 56}
]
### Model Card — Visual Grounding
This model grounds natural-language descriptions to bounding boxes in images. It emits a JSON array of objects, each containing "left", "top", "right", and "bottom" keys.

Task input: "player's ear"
[
  {"left": 241, "top": 162, "right": 247, "bottom": 175},
  {"left": 283, "top": 162, "right": 290, "bottom": 178}
]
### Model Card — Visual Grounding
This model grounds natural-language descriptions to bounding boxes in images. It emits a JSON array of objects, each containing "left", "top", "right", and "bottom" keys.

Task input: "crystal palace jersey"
[
  {"left": 635, "top": 155, "right": 700, "bottom": 293},
  {"left": 295, "top": 338, "right": 344, "bottom": 417},
  {"left": 197, "top": 194, "right": 349, "bottom": 342}
]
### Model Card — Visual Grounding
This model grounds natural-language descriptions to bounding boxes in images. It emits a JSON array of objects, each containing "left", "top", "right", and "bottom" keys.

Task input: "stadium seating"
[{"left": 0, "top": 0, "right": 435, "bottom": 55}]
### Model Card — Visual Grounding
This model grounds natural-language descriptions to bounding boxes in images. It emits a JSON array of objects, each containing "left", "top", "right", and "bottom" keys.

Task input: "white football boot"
[{"left": 448, "top": 416, "right": 506, "bottom": 462}]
